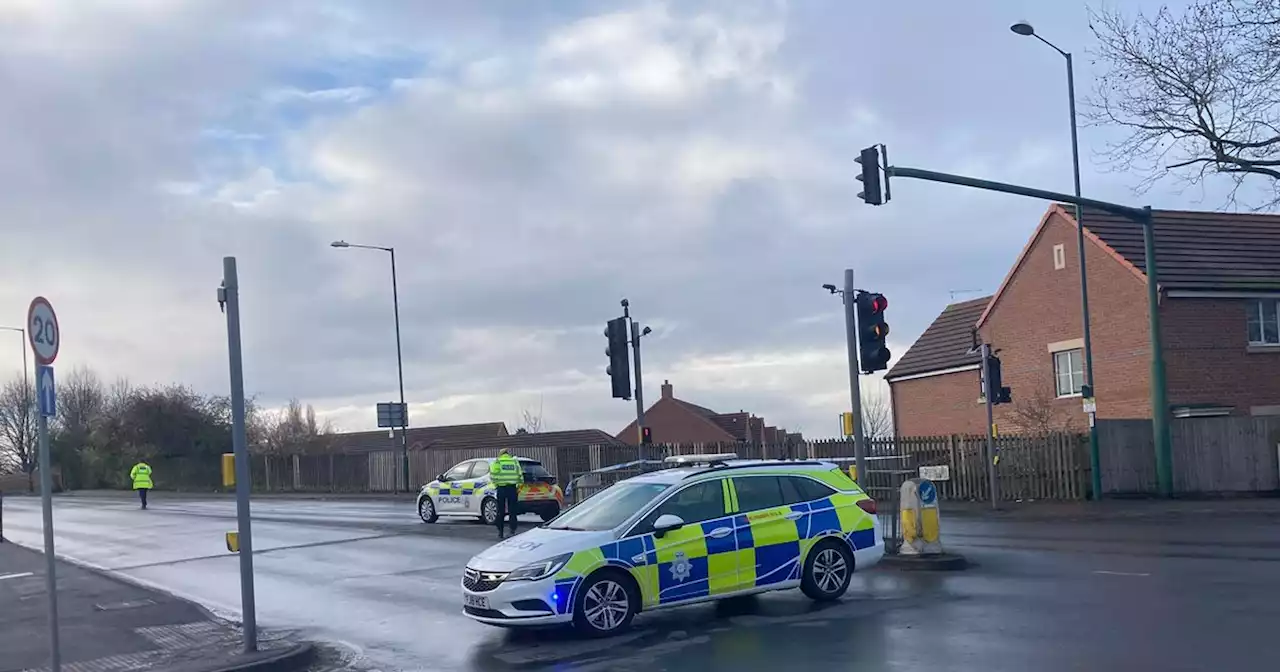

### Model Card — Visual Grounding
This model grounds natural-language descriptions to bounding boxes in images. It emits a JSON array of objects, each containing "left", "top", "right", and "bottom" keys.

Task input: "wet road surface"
[{"left": 3, "top": 493, "right": 1278, "bottom": 671}]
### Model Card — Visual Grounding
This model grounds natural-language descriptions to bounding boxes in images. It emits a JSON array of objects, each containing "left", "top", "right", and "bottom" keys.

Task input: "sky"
[{"left": 0, "top": 0, "right": 1229, "bottom": 439}]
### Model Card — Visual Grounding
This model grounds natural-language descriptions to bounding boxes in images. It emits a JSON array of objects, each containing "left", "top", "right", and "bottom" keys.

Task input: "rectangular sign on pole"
[
  {"left": 376, "top": 402, "right": 407, "bottom": 428},
  {"left": 37, "top": 365, "right": 56, "bottom": 417}
]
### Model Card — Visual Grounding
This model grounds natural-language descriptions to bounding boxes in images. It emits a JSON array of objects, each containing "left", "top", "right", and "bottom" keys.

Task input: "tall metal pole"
[
  {"left": 842, "top": 269, "right": 867, "bottom": 482},
  {"left": 630, "top": 320, "right": 645, "bottom": 446},
  {"left": 1063, "top": 53, "right": 1103, "bottom": 501},
  {"left": 388, "top": 248, "right": 409, "bottom": 493},
  {"left": 222, "top": 257, "right": 257, "bottom": 652},
  {"left": 1141, "top": 209, "right": 1173, "bottom": 495},
  {"left": 35, "top": 367, "right": 60, "bottom": 671},
  {"left": 981, "top": 343, "right": 999, "bottom": 508}
]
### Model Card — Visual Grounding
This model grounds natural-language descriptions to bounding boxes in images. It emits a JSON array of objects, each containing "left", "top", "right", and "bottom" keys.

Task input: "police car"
[
  {"left": 460, "top": 454, "right": 883, "bottom": 635},
  {"left": 417, "top": 456, "right": 565, "bottom": 526}
]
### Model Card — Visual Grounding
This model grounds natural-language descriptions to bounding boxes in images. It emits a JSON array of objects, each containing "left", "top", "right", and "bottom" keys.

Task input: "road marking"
[
  {"left": 0, "top": 572, "right": 35, "bottom": 581},
  {"left": 1092, "top": 570, "right": 1150, "bottom": 577}
]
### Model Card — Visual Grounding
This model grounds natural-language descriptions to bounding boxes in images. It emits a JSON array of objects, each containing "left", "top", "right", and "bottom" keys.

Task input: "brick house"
[
  {"left": 887, "top": 203, "right": 1280, "bottom": 436},
  {"left": 615, "top": 380, "right": 800, "bottom": 446}
]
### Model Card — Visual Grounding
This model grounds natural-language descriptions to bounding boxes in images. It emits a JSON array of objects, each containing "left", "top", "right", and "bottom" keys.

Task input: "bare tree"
[
  {"left": 519, "top": 408, "right": 544, "bottom": 434},
  {"left": 1008, "top": 383, "right": 1077, "bottom": 436},
  {"left": 1088, "top": 1, "right": 1280, "bottom": 208},
  {"left": 861, "top": 392, "right": 894, "bottom": 440},
  {"left": 0, "top": 378, "right": 37, "bottom": 488},
  {"left": 259, "top": 398, "right": 333, "bottom": 454}
]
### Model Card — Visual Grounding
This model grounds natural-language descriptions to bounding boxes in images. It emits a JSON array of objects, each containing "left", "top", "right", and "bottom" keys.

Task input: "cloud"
[{"left": 0, "top": 0, "right": 1213, "bottom": 440}]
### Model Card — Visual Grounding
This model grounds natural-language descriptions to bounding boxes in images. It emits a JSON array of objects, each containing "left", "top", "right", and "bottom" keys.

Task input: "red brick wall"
[
  {"left": 889, "top": 369, "right": 986, "bottom": 436},
  {"left": 979, "top": 212, "right": 1154, "bottom": 429},
  {"left": 1162, "top": 297, "right": 1280, "bottom": 413},
  {"left": 615, "top": 398, "right": 735, "bottom": 445}
]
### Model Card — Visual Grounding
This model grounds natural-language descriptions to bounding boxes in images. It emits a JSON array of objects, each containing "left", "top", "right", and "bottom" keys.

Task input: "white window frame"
[
  {"left": 1053, "top": 244, "right": 1066, "bottom": 270},
  {"left": 1052, "top": 348, "right": 1084, "bottom": 398},
  {"left": 1247, "top": 299, "right": 1280, "bottom": 346}
]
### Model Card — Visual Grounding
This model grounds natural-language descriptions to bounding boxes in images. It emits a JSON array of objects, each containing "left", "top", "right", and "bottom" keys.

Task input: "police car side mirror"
[
  {"left": 435, "top": 474, "right": 445, "bottom": 483},
  {"left": 652, "top": 514, "right": 685, "bottom": 538}
]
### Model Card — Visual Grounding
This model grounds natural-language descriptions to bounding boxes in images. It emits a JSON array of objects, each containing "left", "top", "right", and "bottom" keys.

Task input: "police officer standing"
[
  {"left": 130, "top": 460, "right": 153, "bottom": 510},
  {"left": 490, "top": 448, "right": 524, "bottom": 538}
]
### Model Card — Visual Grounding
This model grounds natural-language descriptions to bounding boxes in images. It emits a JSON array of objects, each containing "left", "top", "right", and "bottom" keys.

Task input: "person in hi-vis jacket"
[{"left": 130, "top": 461, "right": 153, "bottom": 509}]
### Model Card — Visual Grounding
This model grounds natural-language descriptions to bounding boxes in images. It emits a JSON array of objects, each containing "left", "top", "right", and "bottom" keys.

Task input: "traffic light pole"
[
  {"left": 629, "top": 318, "right": 646, "bottom": 446},
  {"left": 841, "top": 269, "right": 868, "bottom": 483},
  {"left": 884, "top": 163, "right": 1172, "bottom": 496},
  {"left": 981, "top": 343, "right": 999, "bottom": 509}
]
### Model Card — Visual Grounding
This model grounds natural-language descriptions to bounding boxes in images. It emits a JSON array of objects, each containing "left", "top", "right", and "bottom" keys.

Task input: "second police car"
[
  {"left": 418, "top": 456, "right": 565, "bottom": 526},
  {"left": 460, "top": 454, "right": 884, "bottom": 635}
]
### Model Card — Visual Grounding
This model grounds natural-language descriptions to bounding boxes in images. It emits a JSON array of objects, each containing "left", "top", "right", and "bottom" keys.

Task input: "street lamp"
[
  {"left": 1010, "top": 20, "right": 1102, "bottom": 501},
  {"left": 330, "top": 239, "right": 410, "bottom": 494},
  {"left": 0, "top": 326, "right": 30, "bottom": 404},
  {"left": 823, "top": 272, "right": 867, "bottom": 482}
]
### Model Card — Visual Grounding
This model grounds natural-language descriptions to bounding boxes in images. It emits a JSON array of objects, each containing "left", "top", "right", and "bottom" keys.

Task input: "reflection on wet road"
[{"left": 4, "top": 494, "right": 1278, "bottom": 671}]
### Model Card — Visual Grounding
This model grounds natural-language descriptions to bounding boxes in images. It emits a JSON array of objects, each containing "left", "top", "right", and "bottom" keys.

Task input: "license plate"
[{"left": 464, "top": 593, "right": 489, "bottom": 609}]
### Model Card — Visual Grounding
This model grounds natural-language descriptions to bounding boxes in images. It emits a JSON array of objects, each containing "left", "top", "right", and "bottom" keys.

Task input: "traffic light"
[
  {"left": 855, "top": 292, "right": 891, "bottom": 373},
  {"left": 641, "top": 427, "right": 653, "bottom": 444},
  {"left": 605, "top": 317, "right": 631, "bottom": 399},
  {"left": 855, "top": 145, "right": 886, "bottom": 205},
  {"left": 984, "top": 354, "right": 1013, "bottom": 405}
]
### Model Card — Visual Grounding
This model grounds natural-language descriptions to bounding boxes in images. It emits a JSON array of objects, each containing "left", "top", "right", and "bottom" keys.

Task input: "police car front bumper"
[{"left": 461, "top": 567, "right": 572, "bottom": 626}]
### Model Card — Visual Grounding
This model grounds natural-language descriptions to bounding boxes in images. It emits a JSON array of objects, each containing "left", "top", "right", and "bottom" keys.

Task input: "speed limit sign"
[{"left": 27, "top": 296, "right": 60, "bottom": 365}]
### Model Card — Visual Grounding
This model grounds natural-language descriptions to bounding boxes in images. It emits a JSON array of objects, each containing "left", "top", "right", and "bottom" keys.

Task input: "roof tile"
[{"left": 885, "top": 296, "right": 990, "bottom": 379}]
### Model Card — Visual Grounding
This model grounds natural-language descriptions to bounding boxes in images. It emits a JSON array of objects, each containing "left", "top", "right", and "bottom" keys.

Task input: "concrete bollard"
[{"left": 899, "top": 478, "right": 943, "bottom": 555}]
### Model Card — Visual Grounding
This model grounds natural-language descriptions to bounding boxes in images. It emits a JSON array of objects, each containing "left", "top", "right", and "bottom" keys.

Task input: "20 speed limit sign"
[{"left": 27, "top": 296, "right": 59, "bottom": 365}]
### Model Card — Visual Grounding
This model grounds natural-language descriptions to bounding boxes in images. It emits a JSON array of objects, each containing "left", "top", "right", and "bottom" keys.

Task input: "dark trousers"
[
  {"left": 495, "top": 485, "right": 519, "bottom": 534},
  {"left": 138, "top": 488, "right": 149, "bottom": 509}
]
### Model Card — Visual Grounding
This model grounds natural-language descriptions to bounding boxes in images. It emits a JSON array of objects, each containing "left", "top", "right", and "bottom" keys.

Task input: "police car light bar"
[{"left": 663, "top": 453, "right": 739, "bottom": 466}]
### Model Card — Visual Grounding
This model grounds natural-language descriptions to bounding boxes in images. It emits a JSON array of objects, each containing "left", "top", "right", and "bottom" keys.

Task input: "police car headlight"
[{"left": 506, "top": 553, "right": 572, "bottom": 582}]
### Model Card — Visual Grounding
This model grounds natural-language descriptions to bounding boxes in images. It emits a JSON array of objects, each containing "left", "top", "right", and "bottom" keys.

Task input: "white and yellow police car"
[
  {"left": 418, "top": 456, "right": 565, "bottom": 526},
  {"left": 460, "top": 454, "right": 883, "bottom": 635}
]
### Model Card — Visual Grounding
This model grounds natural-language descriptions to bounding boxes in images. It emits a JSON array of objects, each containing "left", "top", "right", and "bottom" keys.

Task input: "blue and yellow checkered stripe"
[{"left": 428, "top": 481, "right": 481, "bottom": 496}]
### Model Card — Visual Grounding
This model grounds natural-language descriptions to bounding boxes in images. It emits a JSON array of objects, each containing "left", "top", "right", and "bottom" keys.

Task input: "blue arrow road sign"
[
  {"left": 37, "top": 365, "right": 55, "bottom": 418},
  {"left": 919, "top": 479, "right": 937, "bottom": 505}
]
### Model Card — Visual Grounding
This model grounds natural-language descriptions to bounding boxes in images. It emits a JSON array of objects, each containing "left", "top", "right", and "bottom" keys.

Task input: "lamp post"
[
  {"left": 1011, "top": 20, "right": 1103, "bottom": 500},
  {"left": 823, "top": 271, "right": 867, "bottom": 483},
  {"left": 331, "top": 240, "right": 410, "bottom": 493},
  {"left": 0, "top": 327, "right": 29, "bottom": 396}
]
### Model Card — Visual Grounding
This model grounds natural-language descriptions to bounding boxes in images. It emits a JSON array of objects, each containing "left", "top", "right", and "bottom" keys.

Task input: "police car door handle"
[
  {"left": 708, "top": 527, "right": 732, "bottom": 539},
  {"left": 784, "top": 512, "right": 804, "bottom": 521}
]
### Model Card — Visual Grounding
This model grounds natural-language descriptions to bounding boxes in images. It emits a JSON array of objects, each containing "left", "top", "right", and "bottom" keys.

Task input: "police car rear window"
[{"left": 521, "top": 463, "right": 553, "bottom": 478}]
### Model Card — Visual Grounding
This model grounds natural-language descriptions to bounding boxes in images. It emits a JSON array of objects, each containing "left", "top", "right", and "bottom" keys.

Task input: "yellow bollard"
[
  {"left": 898, "top": 478, "right": 944, "bottom": 555},
  {"left": 226, "top": 531, "right": 240, "bottom": 553},
  {"left": 221, "top": 453, "right": 235, "bottom": 488}
]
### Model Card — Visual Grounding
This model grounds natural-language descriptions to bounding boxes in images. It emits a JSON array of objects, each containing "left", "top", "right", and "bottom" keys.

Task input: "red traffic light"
[{"left": 870, "top": 294, "right": 888, "bottom": 312}]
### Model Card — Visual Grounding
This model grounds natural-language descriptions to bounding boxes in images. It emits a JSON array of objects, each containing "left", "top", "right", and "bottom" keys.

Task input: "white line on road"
[
  {"left": 0, "top": 572, "right": 35, "bottom": 581},
  {"left": 1092, "top": 570, "right": 1151, "bottom": 577}
]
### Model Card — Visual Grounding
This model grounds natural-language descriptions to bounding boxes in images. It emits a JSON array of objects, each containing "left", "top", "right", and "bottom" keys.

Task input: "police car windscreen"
[{"left": 544, "top": 482, "right": 670, "bottom": 531}]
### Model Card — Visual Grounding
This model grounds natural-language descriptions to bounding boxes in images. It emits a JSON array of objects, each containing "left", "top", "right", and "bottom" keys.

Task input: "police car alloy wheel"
[
  {"left": 800, "top": 539, "right": 854, "bottom": 602},
  {"left": 418, "top": 497, "right": 438, "bottom": 524},
  {"left": 571, "top": 571, "right": 637, "bottom": 636},
  {"left": 481, "top": 498, "right": 499, "bottom": 525}
]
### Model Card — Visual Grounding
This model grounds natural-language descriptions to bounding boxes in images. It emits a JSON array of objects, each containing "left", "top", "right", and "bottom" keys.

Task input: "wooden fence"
[
  {"left": 807, "top": 433, "right": 1088, "bottom": 502},
  {"left": 1097, "top": 417, "right": 1280, "bottom": 494}
]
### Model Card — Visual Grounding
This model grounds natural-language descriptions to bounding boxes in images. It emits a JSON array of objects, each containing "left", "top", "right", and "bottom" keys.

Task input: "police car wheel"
[
  {"left": 480, "top": 498, "right": 499, "bottom": 525},
  {"left": 800, "top": 539, "right": 853, "bottom": 602},
  {"left": 418, "top": 497, "right": 438, "bottom": 524},
  {"left": 572, "top": 570, "right": 637, "bottom": 636}
]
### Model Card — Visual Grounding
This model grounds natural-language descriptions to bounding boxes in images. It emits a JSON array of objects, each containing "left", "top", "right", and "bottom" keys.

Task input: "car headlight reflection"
[{"left": 506, "top": 553, "right": 572, "bottom": 582}]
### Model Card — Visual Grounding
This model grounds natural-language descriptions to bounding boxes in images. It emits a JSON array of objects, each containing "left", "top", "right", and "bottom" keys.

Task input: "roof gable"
[
  {"left": 885, "top": 295, "right": 990, "bottom": 380},
  {"left": 976, "top": 204, "right": 1146, "bottom": 328}
]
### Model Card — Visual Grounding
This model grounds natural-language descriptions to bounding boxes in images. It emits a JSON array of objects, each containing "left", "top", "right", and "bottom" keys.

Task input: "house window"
[
  {"left": 1053, "top": 348, "right": 1084, "bottom": 397},
  {"left": 1053, "top": 244, "right": 1066, "bottom": 270},
  {"left": 1247, "top": 299, "right": 1280, "bottom": 345}
]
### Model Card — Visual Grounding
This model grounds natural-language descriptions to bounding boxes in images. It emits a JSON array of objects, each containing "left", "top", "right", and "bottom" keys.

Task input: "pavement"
[
  {"left": 2, "top": 491, "right": 1279, "bottom": 671},
  {"left": 0, "top": 539, "right": 312, "bottom": 672}
]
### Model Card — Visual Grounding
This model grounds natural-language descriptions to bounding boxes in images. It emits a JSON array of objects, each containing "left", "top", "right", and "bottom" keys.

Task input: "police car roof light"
[{"left": 663, "top": 453, "right": 739, "bottom": 467}]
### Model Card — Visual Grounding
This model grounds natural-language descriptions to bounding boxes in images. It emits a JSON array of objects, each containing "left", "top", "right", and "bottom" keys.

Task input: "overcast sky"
[{"left": 0, "top": 0, "right": 1232, "bottom": 439}]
